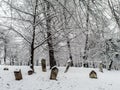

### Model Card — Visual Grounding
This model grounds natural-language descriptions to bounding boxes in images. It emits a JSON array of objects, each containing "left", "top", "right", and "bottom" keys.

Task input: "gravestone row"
[{"left": 2, "top": 59, "right": 99, "bottom": 80}]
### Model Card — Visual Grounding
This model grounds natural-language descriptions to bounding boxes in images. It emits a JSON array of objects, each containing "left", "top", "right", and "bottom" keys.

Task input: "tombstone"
[
  {"left": 41, "top": 59, "right": 46, "bottom": 72},
  {"left": 64, "top": 60, "right": 71, "bottom": 73},
  {"left": 28, "top": 70, "right": 34, "bottom": 75},
  {"left": 14, "top": 69, "right": 23, "bottom": 80},
  {"left": 3, "top": 67, "right": 9, "bottom": 71},
  {"left": 108, "top": 60, "right": 113, "bottom": 70},
  {"left": 89, "top": 70, "right": 97, "bottom": 79},
  {"left": 50, "top": 67, "right": 58, "bottom": 80},
  {"left": 99, "top": 63, "right": 103, "bottom": 72}
]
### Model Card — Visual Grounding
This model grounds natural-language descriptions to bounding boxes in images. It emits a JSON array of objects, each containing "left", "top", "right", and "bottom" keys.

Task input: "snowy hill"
[{"left": 0, "top": 66, "right": 120, "bottom": 90}]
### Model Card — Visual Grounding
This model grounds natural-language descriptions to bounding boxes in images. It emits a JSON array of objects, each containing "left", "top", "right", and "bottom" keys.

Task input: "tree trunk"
[
  {"left": 30, "top": 42, "right": 35, "bottom": 71},
  {"left": 44, "top": 0, "right": 56, "bottom": 69},
  {"left": 108, "top": 0, "right": 120, "bottom": 29},
  {"left": 83, "top": 0, "right": 90, "bottom": 67},
  {"left": 4, "top": 40, "right": 7, "bottom": 65},
  {"left": 63, "top": 0, "right": 73, "bottom": 66},
  {"left": 67, "top": 40, "right": 73, "bottom": 66},
  {"left": 30, "top": 0, "right": 38, "bottom": 72}
]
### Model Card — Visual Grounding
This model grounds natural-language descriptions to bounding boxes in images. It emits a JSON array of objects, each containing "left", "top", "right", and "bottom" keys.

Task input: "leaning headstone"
[
  {"left": 41, "top": 59, "right": 46, "bottom": 72},
  {"left": 3, "top": 67, "right": 9, "bottom": 71},
  {"left": 50, "top": 66, "right": 58, "bottom": 80},
  {"left": 108, "top": 60, "right": 113, "bottom": 70},
  {"left": 14, "top": 69, "right": 23, "bottom": 80},
  {"left": 99, "top": 63, "right": 103, "bottom": 72},
  {"left": 64, "top": 59, "right": 71, "bottom": 73},
  {"left": 89, "top": 70, "right": 97, "bottom": 79}
]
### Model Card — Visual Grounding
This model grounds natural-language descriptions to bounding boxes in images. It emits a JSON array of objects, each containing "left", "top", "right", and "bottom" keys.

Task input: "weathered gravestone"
[
  {"left": 99, "top": 63, "right": 103, "bottom": 72},
  {"left": 108, "top": 60, "right": 113, "bottom": 70},
  {"left": 64, "top": 60, "right": 72, "bottom": 73},
  {"left": 41, "top": 59, "right": 46, "bottom": 72},
  {"left": 50, "top": 67, "right": 58, "bottom": 80},
  {"left": 89, "top": 70, "right": 97, "bottom": 79},
  {"left": 14, "top": 69, "right": 23, "bottom": 80},
  {"left": 28, "top": 64, "right": 34, "bottom": 75},
  {"left": 28, "top": 69, "right": 34, "bottom": 75}
]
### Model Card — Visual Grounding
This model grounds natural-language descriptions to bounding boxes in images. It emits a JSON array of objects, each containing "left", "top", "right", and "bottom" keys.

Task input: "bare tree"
[
  {"left": 0, "top": 29, "right": 10, "bottom": 65},
  {"left": 0, "top": 0, "right": 58, "bottom": 70},
  {"left": 108, "top": 0, "right": 120, "bottom": 29},
  {"left": 63, "top": 0, "right": 73, "bottom": 66},
  {"left": 43, "top": 0, "right": 56, "bottom": 69}
]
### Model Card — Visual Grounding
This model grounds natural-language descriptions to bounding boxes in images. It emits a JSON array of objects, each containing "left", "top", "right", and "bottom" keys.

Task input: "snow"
[
  {"left": 51, "top": 66, "right": 58, "bottom": 70},
  {"left": 67, "top": 59, "right": 72, "bottom": 63},
  {"left": 0, "top": 66, "right": 120, "bottom": 90}
]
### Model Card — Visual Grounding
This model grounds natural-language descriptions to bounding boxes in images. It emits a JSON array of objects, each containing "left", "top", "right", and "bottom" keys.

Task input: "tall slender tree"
[
  {"left": 63, "top": 0, "right": 73, "bottom": 66},
  {"left": 43, "top": 0, "right": 56, "bottom": 69}
]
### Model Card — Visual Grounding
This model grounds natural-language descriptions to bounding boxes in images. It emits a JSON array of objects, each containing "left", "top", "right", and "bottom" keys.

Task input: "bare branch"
[
  {"left": 0, "top": 23, "right": 31, "bottom": 44},
  {"left": 2, "top": 0, "right": 34, "bottom": 17},
  {"left": 0, "top": 16, "right": 32, "bottom": 23}
]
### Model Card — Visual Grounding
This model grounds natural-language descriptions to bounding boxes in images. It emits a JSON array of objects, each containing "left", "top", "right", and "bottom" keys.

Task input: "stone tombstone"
[
  {"left": 108, "top": 60, "right": 113, "bottom": 70},
  {"left": 89, "top": 70, "right": 97, "bottom": 79},
  {"left": 14, "top": 69, "right": 23, "bottom": 80},
  {"left": 41, "top": 59, "right": 46, "bottom": 72},
  {"left": 99, "top": 63, "right": 103, "bottom": 72},
  {"left": 28, "top": 70, "right": 34, "bottom": 75},
  {"left": 64, "top": 60, "right": 71, "bottom": 73},
  {"left": 50, "top": 67, "right": 58, "bottom": 80}
]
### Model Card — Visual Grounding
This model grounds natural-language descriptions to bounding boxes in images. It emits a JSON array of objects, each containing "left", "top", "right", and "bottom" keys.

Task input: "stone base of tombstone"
[
  {"left": 14, "top": 69, "right": 23, "bottom": 80},
  {"left": 3, "top": 67, "right": 9, "bottom": 71},
  {"left": 50, "top": 67, "right": 58, "bottom": 80},
  {"left": 89, "top": 70, "right": 97, "bottom": 79},
  {"left": 41, "top": 59, "right": 46, "bottom": 72},
  {"left": 28, "top": 70, "right": 34, "bottom": 75}
]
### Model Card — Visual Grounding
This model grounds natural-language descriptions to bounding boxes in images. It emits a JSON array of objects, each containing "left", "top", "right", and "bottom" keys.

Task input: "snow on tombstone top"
[
  {"left": 67, "top": 59, "right": 72, "bottom": 63},
  {"left": 15, "top": 68, "right": 20, "bottom": 72},
  {"left": 51, "top": 66, "right": 58, "bottom": 70}
]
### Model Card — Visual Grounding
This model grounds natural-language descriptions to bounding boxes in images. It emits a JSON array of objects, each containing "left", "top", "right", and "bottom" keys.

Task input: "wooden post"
[
  {"left": 50, "top": 67, "right": 58, "bottom": 80},
  {"left": 41, "top": 59, "right": 46, "bottom": 72},
  {"left": 14, "top": 69, "right": 23, "bottom": 80}
]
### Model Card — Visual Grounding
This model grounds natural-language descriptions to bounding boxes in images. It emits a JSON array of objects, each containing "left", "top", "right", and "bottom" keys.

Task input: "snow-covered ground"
[{"left": 0, "top": 66, "right": 120, "bottom": 90}]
